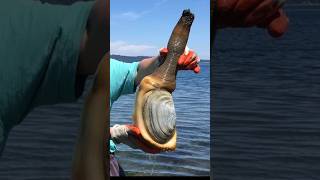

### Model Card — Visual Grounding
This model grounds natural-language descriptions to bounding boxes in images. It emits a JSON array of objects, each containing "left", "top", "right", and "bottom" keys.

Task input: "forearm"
[
  {"left": 72, "top": 91, "right": 108, "bottom": 180},
  {"left": 72, "top": 56, "right": 109, "bottom": 180},
  {"left": 135, "top": 55, "right": 162, "bottom": 86}
]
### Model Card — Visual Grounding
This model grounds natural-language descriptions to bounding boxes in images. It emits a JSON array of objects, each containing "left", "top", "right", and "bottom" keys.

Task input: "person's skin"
[
  {"left": 78, "top": 0, "right": 108, "bottom": 75},
  {"left": 135, "top": 56, "right": 162, "bottom": 86},
  {"left": 72, "top": 0, "right": 200, "bottom": 177},
  {"left": 111, "top": 51, "right": 200, "bottom": 154},
  {"left": 212, "top": 0, "right": 289, "bottom": 39},
  {"left": 72, "top": 0, "right": 109, "bottom": 179},
  {"left": 72, "top": 54, "right": 109, "bottom": 180},
  {"left": 71, "top": 0, "right": 289, "bottom": 178}
]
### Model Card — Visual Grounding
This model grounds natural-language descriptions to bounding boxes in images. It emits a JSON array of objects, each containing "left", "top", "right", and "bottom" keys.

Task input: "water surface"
[
  {"left": 212, "top": 6, "right": 320, "bottom": 180},
  {"left": 0, "top": 61, "right": 210, "bottom": 178},
  {"left": 111, "top": 59, "right": 210, "bottom": 176}
]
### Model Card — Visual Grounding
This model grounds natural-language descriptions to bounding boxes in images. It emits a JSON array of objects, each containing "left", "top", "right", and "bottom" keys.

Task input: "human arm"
[
  {"left": 110, "top": 124, "right": 161, "bottom": 154},
  {"left": 74, "top": 0, "right": 109, "bottom": 97},
  {"left": 72, "top": 54, "right": 109, "bottom": 180},
  {"left": 134, "top": 56, "right": 162, "bottom": 86},
  {"left": 71, "top": 0, "right": 110, "bottom": 178}
]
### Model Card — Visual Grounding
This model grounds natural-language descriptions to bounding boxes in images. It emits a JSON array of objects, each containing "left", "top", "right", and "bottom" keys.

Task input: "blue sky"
[{"left": 110, "top": 0, "right": 210, "bottom": 60}]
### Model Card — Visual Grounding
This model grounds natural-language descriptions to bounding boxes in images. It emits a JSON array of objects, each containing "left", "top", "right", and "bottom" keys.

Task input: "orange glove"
[
  {"left": 215, "top": 0, "right": 289, "bottom": 38},
  {"left": 126, "top": 125, "right": 161, "bottom": 154},
  {"left": 110, "top": 124, "right": 161, "bottom": 154},
  {"left": 159, "top": 47, "right": 201, "bottom": 73}
]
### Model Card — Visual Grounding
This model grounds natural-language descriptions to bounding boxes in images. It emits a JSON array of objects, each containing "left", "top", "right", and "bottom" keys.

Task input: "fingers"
[
  {"left": 178, "top": 50, "right": 195, "bottom": 66},
  {"left": 267, "top": 9, "right": 289, "bottom": 38},
  {"left": 239, "top": 0, "right": 289, "bottom": 38},
  {"left": 178, "top": 49, "right": 201, "bottom": 73},
  {"left": 159, "top": 46, "right": 201, "bottom": 73},
  {"left": 244, "top": 0, "right": 278, "bottom": 26},
  {"left": 216, "top": 0, "right": 289, "bottom": 36},
  {"left": 126, "top": 125, "right": 162, "bottom": 154},
  {"left": 234, "top": 0, "right": 264, "bottom": 16},
  {"left": 256, "top": 8, "right": 280, "bottom": 28},
  {"left": 218, "top": 0, "right": 265, "bottom": 27},
  {"left": 185, "top": 56, "right": 199, "bottom": 70},
  {"left": 217, "top": 0, "right": 238, "bottom": 13}
]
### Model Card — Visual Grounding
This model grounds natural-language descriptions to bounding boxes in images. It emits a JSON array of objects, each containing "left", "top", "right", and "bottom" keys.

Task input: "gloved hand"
[
  {"left": 159, "top": 46, "right": 201, "bottom": 73},
  {"left": 110, "top": 124, "right": 161, "bottom": 154},
  {"left": 215, "top": 0, "right": 289, "bottom": 37}
]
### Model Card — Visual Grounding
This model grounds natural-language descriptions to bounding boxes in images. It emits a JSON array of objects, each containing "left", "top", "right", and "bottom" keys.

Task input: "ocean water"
[
  {"left": 111, "top": 59, "right": 210, "bottom": 176},
  {"left": 0, "top": 60, "right": 210, "bottom": 178},
  {"left": 212, "top": 6, "right": 320, "bottom": 180}
]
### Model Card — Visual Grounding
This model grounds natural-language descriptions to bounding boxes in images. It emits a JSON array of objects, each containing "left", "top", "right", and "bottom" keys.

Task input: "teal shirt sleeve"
[
  {"left": 109, "top": 59, "right": 139, "bottom": 153},
  {"left": 110, "top": 58, "right": 140, "bottom": 106},
  {"left": 0, "top": 0, "right": 94, "bottom": 155}
]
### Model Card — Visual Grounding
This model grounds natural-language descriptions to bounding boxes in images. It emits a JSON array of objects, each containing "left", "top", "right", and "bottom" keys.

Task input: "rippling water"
[
  {"left": 0, "top": 60, "right": 210, "bottom": 178},
  {"left": 212, "top": 6, "right": 320, "bottom": 180},
  {"left": 111, "top": 59, "right": 210, "bottom": 176},
  {"left": 0, "top": 102, "right": 84, "bottom": 179}
]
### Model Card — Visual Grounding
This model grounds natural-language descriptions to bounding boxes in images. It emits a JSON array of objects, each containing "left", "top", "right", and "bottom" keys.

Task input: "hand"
[
  {"left": 159, "top": 46, "right": 201, "bottom": 73},
  {"left": 215, "top": 0, "right": 289, "bottom": 37},
  {"left": 110, "top": 124, "right": 161, "bottom": 154}
]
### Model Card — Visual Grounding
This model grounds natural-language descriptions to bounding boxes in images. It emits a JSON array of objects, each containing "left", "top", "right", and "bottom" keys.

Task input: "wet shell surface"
[{"left": 143, "top": 89, "right": 176, "bottom": 144}]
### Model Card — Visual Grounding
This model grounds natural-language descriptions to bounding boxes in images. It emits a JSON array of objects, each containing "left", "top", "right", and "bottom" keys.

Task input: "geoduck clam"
[{"left": 133, "top": 9, "right": 194, "bottom": 151}]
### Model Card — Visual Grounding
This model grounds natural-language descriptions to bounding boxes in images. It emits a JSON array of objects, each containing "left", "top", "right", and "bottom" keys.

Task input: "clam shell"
[{"left": 143, "top": 89, "right": 176, "bottom": 144}]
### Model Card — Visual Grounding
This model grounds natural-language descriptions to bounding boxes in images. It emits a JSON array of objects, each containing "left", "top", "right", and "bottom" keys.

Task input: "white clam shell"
[{"left": 143, "top": 89, "right": 176, "bottom": 144}]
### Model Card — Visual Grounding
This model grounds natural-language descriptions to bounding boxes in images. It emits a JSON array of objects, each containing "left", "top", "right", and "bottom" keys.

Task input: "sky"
[{"left": 110, "top": 0, "right": 210, "bottom": 60}]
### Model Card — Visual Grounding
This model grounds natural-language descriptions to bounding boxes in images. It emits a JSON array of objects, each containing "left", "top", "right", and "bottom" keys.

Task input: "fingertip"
[
  {"left": 178, "top": 55, "right": 185, "bottom": 65},
  {"left": 268, "top": 10, "right": 289, "bottom": 38},
  {"left": 194, "top": 65, "right": 200, "bottom": 73}
]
